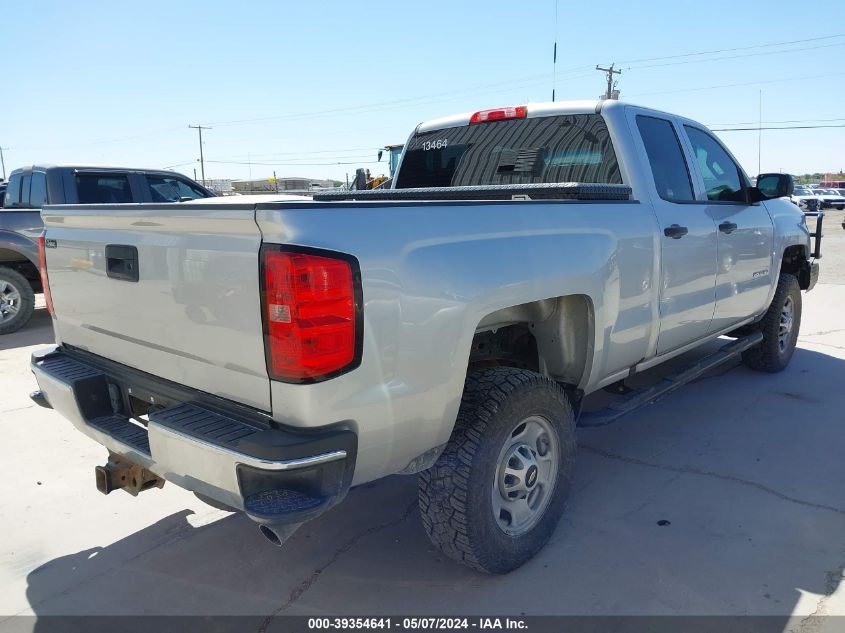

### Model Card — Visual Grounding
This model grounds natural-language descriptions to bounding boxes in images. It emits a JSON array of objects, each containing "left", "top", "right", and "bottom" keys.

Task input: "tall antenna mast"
[{"left": 552, "top": 0, "right": 559, "bottom": 101}]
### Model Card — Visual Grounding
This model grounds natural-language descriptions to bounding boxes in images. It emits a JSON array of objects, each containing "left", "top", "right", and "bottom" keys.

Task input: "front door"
[{"left": 682, "top": 126, "right": 775, "bottom": 333}]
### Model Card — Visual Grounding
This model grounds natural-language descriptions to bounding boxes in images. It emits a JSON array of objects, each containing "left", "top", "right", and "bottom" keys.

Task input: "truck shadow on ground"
[
  {"left": 0, "top": 309, "right": 53, "bottom": 352},
  {"left": 21, "top": 346, "right": 845, "bottom": 623}
]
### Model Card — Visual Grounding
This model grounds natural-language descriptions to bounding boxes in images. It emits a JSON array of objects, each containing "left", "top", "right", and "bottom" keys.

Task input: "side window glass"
[
  {"left": 636, "top": 116, "right": 694, "bottom": 202},
  {"left": 175, "top": 179, "right": 209, "bottom": 199},
  {"left": 75, "top": 174, "right": 132, "bottom": 203},
  {"left": 684, "top": 126, "right": 745, "bottom": 203},
  {"left": 20, "top": 174, "right": 32, "bottom": 207},
  {"left": 30, "top": 172, "right": 47, "bottom": 207},
  {"left": 3, "top": 174, "right": 22, "bottom": 207},
  {"left": 146, "top": 175, "right": 208, "bottom": 202}
]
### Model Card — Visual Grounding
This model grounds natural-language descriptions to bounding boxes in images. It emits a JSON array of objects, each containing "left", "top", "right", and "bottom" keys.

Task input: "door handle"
[
  {"left": 105, "top": 244, "right": 139, "bottom": 282},
  {"left": 663, "top": 224, "right": 688, "bottom": 239},
  {"left": 719, "top": 221, "right": 738, "bottom": 234}
]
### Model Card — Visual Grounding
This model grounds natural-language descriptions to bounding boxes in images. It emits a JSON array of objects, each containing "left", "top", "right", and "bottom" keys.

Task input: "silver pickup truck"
[{"left": 32, "top": 100, "right": 820, "bottom": 574}]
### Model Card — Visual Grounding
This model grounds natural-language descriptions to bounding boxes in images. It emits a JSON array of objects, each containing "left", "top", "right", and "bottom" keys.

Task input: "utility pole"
[
  {"left": 0, "top": 146, "right": 8, "bottom": 181},
  {"left": 273, "top": 170, "right": 279, "bottom": 193},
  {"left": 595, "top": 63, "right": 622, "bottom": 100},
  {"left": 188, "top": 125, "right": 211, "bottom": 185}
]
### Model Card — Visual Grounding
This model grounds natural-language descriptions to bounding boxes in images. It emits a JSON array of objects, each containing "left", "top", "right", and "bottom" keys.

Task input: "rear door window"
[
  {"left": 75, "top": 173, "right": 133, "bottom": 203},
  {"left": 396, "top": 114, "right": 622, "bottom": 188},
  {"left": 29, "top": 171, "right": 48, "bottom": 207},
  {"left": 145, "top": 175, "right": 209, "bottom": 202},
  {"left": 636, "top": 115, "right": 694, "bottom": 202}
]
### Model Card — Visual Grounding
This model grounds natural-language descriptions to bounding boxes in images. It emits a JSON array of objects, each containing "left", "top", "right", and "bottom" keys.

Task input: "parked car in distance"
[
  {"left": 791, "top": 186, "right": 823, "bottom": 212},
  {"left": 811, "top": 188, "right": 845, "bottom": 210},
  {"left": 0, "top": 165, "right": 214, "bottom": 334}
]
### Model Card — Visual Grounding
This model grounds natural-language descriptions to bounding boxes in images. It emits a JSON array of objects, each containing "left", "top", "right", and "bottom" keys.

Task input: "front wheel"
[
  {"left": 0, "top": 267, "right": 36, "bottom": 335},
  {"left": 418, "top": 367, "right": 576, "bottom": 574},
  {"left": 742, "top": 273, "right": 801, "bottom": 373}
]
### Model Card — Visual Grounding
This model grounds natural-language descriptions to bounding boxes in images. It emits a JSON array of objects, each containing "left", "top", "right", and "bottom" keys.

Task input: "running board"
[{"left": 578, "top": 331, "right": 763, "bottom": 428}]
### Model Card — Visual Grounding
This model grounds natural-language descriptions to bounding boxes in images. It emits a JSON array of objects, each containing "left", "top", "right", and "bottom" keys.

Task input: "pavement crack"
[
  {"left": 580, "top": 444, "right": 845, "bottom": 516},
  {"left": 257, "top": 500, "right": 418, "bottom": 632}
]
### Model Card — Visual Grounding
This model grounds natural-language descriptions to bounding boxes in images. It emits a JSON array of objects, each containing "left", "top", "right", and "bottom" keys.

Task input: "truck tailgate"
[{"left": 41, "top": 203, "right": 271, "bottom": 411}]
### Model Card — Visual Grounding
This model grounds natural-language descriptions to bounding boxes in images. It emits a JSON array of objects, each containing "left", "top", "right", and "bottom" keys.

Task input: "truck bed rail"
[{"left": 312, "top": 182, "right": 632, "bottom": 203}]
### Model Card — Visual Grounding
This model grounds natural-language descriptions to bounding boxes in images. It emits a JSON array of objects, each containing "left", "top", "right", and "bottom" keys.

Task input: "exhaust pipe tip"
[
  {"left": 259, "top": 524, "right": 283, "bottom": 547},
  {"left": 258, "top": 522, "right": 302, "bottom": 547}
]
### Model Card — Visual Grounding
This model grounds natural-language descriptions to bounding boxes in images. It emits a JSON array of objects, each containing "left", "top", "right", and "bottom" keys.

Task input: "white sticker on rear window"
[{"left": 422, "top": 139, "right": 448, "bottom": 151}]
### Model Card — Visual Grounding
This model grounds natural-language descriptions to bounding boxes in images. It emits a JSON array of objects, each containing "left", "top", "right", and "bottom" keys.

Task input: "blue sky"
[{"left": 3, "top": 0, "right": 844, "bottom": 183}]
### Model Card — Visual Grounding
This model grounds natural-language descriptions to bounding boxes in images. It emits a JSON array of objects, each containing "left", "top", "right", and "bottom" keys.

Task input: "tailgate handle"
[{"left": 105, "top": 245, "right": 139, "bottom": 282}]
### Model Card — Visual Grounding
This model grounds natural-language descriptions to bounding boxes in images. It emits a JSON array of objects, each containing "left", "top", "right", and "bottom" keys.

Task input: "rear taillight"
[
  {"left": 261, "top": 247, "right": 361, "bottom": 382},
  {"left": 469, "top": 105, "right": 527, "bottom": 124},
  {"left": 37, "top": 233, "right": 55, "bottom": 316}
]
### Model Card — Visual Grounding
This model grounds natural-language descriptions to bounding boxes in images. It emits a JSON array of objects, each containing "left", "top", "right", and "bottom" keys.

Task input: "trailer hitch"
[{"left": 95, "top": 453, "right": 165, "bottom": 496}]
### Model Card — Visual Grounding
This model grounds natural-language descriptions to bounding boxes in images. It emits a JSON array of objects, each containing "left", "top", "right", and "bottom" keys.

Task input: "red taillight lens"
[
  {"left": 262, "top": 248, "right": 360, "bottom": 382},
  {"left": 469, "top": 105, "right": 527, "bottom": 124},
  {"left": 37, "top": 233, "right": 55, "bottom": 316}
]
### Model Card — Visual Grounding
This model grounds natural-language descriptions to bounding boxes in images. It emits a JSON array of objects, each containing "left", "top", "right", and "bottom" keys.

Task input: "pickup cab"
[
  {"left": 0, "top": 165, "right": 213, "bottom": 334},
  {"left": 31, "top": 100, "right": 819, "bottom": 573}
]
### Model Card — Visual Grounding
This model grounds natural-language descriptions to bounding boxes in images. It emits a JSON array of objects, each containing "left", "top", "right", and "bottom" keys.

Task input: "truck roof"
[
  {"left": 414, "top": 99, "right": 698, "bottom": 134},
  {"left": 8, "top": 164, "right": 192, "bottom": 176}
]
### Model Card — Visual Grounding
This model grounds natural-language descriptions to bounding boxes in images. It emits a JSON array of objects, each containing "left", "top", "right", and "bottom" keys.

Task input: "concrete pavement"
[{"left": 1, "top": 240, "right": 844, "bottom": 621}]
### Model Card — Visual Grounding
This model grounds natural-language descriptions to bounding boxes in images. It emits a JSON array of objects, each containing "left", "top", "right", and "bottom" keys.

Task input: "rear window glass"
[
  {"left": 396, "top": 114, "right": 622, "bottom": 188},
  {"left": 75, "top": 173, "right": 132, "bottom": 203}
]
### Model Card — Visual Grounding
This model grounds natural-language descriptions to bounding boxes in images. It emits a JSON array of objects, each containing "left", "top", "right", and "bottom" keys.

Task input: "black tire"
[
  {"left": 742, "top": 273, "right": 801, "bottom": 373},
  {"left": 0, "top": 267, "right": 36, "bottom": 335},
  {"left": 418, "top": 367, "right": 576, "bottom": 574}
]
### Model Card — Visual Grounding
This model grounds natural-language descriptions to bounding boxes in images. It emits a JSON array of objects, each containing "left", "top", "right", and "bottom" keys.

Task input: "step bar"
[{"left": 578, "top": 332, "right": 763, "bottom": 428}]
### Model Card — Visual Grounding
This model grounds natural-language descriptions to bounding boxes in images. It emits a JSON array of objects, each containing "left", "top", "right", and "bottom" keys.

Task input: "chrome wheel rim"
[
  {"left": 778, "top": 295, "right": 794, "bottom": 353},
  {"left": 492, "top": 415, "right": 559, "bottom": 536},
  {"left": 0, "top": 281, "right": 21, "bottom": 323}
]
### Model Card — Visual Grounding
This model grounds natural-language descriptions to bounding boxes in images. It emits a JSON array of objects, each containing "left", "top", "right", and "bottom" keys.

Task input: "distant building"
[
  {"left": 203, "top": 179, "right": 234, "bottom": 195},
  {"left": 231, "top": 176, "right": 339, "bottom": 194}
]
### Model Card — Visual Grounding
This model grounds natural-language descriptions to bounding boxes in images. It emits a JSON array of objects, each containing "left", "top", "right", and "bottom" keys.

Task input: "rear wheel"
[
  {"left": 742, "top": 273, "right": 801, "bottom": 373},
  {"left": 418, "top": 367, "right": 576, "bottom": 574},
  {"left": 0, "top": 267, "right": 35, "bottom": 335}
]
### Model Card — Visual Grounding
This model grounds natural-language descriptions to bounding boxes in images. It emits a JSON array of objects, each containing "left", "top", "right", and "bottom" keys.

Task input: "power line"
[
  {"left": 711, "top": 124, "right": 845, "bottom": 131},
  {"left": 628, "top": 40, "right": 845, "bottom": 70},
  {"left": 628, "top": 70, "right": 845, "bottom": 98},
  {"left": 707, "top": 117, "right": 845, "bottom": 126},
  {"left": 617, "top": 33, "right": 845, "bottom": 65}
]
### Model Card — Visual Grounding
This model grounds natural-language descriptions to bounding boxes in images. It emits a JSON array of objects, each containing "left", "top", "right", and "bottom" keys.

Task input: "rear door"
[
  {"left": 681, "top": 126, "right": 774, "bottom": 333},
  {"left": 42, "top": 202, "right": 271, "bottom": 411},
  {"left": 633, "top": 113, "right": 718, "bottom": 355}
]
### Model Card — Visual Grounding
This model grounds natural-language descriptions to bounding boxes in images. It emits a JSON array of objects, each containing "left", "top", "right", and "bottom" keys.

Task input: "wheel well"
[
  {"left": 780, "top": 245, "right": 813, "bottom": 290},
  {"left": 780, "top": 245, "right": 807, "bottom": 276},
  {"left": 0, "top": 260, "right": 41, "bottom": 292},
  {"left": 470, "top": 295, "right": 593, "bottom": 387}
]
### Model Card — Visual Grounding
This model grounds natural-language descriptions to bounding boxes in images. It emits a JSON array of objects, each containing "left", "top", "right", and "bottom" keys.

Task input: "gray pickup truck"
[
  {"left": 31, "top": 100, "right": 820, "bottom": 573},
  {"left": 0, "top": 165, "right": 213, "bottom": 333}
]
